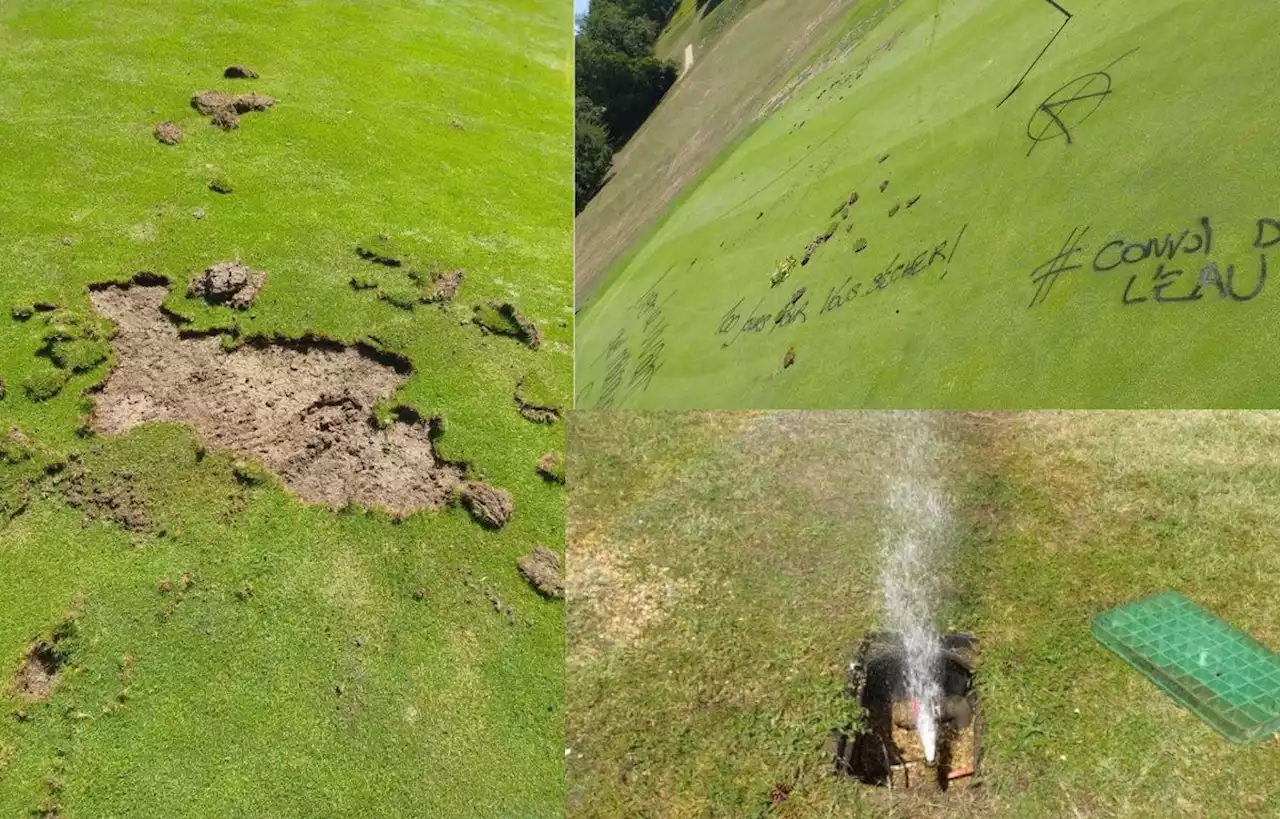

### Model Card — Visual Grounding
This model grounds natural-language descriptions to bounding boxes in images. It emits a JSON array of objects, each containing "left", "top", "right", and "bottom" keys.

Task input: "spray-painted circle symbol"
[{"left": 1027, "top": 72, "right": 1113, "bottom": 150}]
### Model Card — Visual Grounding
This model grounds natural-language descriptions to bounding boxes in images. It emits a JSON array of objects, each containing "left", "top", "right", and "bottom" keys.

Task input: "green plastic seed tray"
[{"left": 1092, "top": 591, "right": 1280, "bottom": 744}]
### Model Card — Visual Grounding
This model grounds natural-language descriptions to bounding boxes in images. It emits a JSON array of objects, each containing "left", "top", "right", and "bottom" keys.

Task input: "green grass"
[
  {"left": 577, "top": 0, "right": 1280, "bottom": 408},
  {"left": 0, "top": 1, "right": 570, "bottom": 816},
  {"left": 566, "top": 411, "right": 1280, "bottom": 818}
]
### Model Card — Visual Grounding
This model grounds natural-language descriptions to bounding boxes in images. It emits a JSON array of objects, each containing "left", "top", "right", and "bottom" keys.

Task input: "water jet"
[{"left": 832, "top": 630, "right": 983, "bottom": 790}]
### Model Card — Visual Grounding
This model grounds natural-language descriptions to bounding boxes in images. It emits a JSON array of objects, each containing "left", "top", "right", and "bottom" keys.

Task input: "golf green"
[{"left": 575, "top": 0, "right": 1280, "bottom": 409}]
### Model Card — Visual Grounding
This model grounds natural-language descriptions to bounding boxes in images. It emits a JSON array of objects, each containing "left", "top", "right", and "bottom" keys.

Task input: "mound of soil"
[
  {"left": 187, "top": 261, "right": 265, "bottom": 309},
  {"left": 460, "top": 482, "right": 513, "bottom": 529},
  {"left": 517, "top": 546, "right": 563, "bottom": 598},
  {"left": 88, "top": 281, "right": 473, "bottom": 516},
  {"left": 154, "top": 122, "right": 183, "bottom": 145},
  {"left": 12, "top": 642, "right": 63, "bottom": 700},
  {"left": 224, "top": 65, "right": 259, "bottom": 79}
]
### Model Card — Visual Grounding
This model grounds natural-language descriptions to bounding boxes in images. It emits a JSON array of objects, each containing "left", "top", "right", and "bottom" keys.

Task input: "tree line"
[{"left": 575, "top": 0, "right": 681, "bottom": 213}]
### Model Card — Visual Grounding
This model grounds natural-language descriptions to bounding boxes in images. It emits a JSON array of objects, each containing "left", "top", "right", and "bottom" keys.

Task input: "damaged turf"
[
  {"left": 87, "top": 279, "right": 485, "bottom": 516},
  {"left": 517, "top": 546, "right": 563, "bottom": 598},
  {"left": 474, "top": 301, "right": 540, "bottom": 350}
]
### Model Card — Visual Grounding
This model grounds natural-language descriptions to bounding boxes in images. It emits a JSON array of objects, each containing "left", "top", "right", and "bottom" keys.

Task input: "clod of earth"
[
  {"left": 515, "top": 377, "right": 560, "bottom": 424},
  {"left": 878, "top": 153, "right": 890, "bottom": 163},
  {"left": 87, "top": 280, "right": 478, "bottom": 516},
  {"left": 211, "top": 107, "right": 240, "bottom": 130},
  {"left": 907, "top": 194, "right": 921, "bottom": 208},
  {"left": 789, "top": 287, "right": 807, "bottom": 305},
  {"left": 783, "top": 345, "right": 796, "bottom": 368},
  {"left": 848, "top": 191, "right": 859, "bottom": 205},
  {"left": 224, "top": 65, "right": 259, "bottom": 79},
  {"left": 191, "top": 90, "right": 276, "bottom": 128},
  {"left": 473, "top": 301, "right": 540, "bottom": 350},
  {"left": 536, "top": 452, "right": 565, "bottom": 483},
  {"left": 209, "top": 177, "right": 233, "bottom": 194},
  {"left": 153, "top": 122, "right": 183, "bottom": 145},
  {"left": 517, "top": 546, "right": 564, "bottom": 599},
  {"left": 411, "top": 587, "right": 426, "bottom": 601},
  {"left": 356, "top": 235, "right": 403, "bottom": 266},
  {"left": 193, "top": 208, "right": 205, "bottom": 220},
  {"left": 889, "top": 203, "right": 900, "bottom": 217},
  {"left": 188, "top": 261, "right": 265, "bottom": 309},
  {"left": 460, "top": 482, "right": 513, "bottom": 529},
  {"left": 879, "top": 180, "right": 889, "bottom": 192},
  {"left": 23, "top": 369, "right": 69, "bottom": 401}
]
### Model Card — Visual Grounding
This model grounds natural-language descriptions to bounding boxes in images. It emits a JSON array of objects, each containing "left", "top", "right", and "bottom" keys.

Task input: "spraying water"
[{"left": 879, "top": 413, "right": 950, "bottom": 764}]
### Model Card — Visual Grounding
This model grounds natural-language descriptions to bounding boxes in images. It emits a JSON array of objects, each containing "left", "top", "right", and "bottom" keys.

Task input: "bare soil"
[
  {"left": 11, "top": 642, "right": 62, "bottom": 700},
  {"left": 87, "top": 280, "right": 471, "bottom": 515},
  {"left": 518, "top": 546, "right": 564, "bottom": 598}
]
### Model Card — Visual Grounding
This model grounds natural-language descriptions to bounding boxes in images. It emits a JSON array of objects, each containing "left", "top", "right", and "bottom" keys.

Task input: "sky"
[{"left": 574, "top": 0, "right": 590, "bottom": 16}]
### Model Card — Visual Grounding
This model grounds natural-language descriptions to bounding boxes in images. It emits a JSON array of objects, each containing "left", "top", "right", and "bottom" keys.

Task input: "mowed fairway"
[
  {"left": 0, "top": 1, "right": 569, "bottom": 816},
  {"left": 575, "top": 0, "right": 1280, "bottom": 409},
  {"left": 566, "top": 411, "right": 1280, "bottom": 818}
]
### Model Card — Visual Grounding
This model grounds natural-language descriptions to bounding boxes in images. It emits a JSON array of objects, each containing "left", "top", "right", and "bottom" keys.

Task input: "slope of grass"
[
  {"left": 566, "top": 411, "right": 1279, "bottom": 818},
  {"left": 0, "top": 2, "right": 570, "bottom": 816},
  {"left": 576, "top": 0, "right": 1280, "bottom": 409}
]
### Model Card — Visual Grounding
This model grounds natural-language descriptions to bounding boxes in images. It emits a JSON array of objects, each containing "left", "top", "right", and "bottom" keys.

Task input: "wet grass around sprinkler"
[
  {"left": 0, "top": 1, "right": 569, "bottom": 816},
  {"left": 576, "top": 0, "right": 1280, "bottom": 409},
  {"left": 566, "top": 411, "right": 1279, "bottom": 818}
]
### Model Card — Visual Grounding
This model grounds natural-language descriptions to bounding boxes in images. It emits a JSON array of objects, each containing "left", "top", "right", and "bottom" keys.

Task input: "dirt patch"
[
  {"left": 54, "top": 464, "right": 151, "bottom": 531},
  {"left": 187, "top": 261, "right": 265, "bottom": 309},
  {"left": 224, "top": 65, "right": 259, "bottom": 79},
  {"left": 537, "top": 452, "right": 565, "bottom": 483},
  {"left": 460, "top": 482, "right": 513, "bottom": 529},
  {"left": 518, "top": 545, "right": 564, "bottom": 598},
  {"left": 87, "top": 279, "right": 474, "bottom": 516},
  {"left": 12, "top": 643, "right": 61, "bottom": 700},
  {"left": 429, "top": 268, "right": 463, "bottom": 304},
  {"left": 11, "top": 616, "right": 76, "bottom": 702},
  {"left": 153, "top": 122, "right": 183, "bottom": 145}
]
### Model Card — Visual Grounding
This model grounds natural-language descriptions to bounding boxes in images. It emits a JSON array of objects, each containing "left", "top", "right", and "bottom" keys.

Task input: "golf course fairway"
[{"left": 576, "top": 0, "right": 1280, "bottom": 409}]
